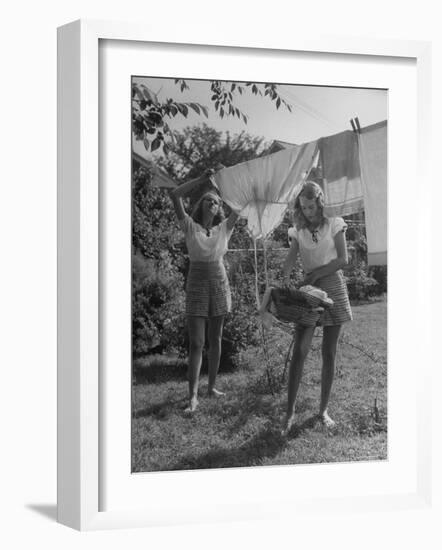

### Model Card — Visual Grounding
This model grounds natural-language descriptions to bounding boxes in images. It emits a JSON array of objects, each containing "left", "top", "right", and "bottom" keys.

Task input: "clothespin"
[
  {"left": 350, "top": 118, "right": 357, "bottom": 133},
  {"left": 355, "top": 117, "right": 362, "bottom": 134}
]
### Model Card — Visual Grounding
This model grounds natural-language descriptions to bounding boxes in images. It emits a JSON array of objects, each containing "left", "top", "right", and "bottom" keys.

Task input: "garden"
[{"left": 131, "top": 124, "right": 387, "bottom": 472}]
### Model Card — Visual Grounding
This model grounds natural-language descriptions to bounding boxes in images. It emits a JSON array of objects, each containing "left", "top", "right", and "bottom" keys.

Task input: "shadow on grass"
[
  {"left": 169, "top": 425, "right": 287, "bottom": 470},
  {"left": 134, "top": 363, "right": 187, "bottom": 384},
  {"left": 133, "top": 397, "right": 187, "bottom": 421},
  {"left": 220, "top": 392, "right": 280, "bottom": 436},
  {"left": 219, "top": 379, "right": 315, "bottom": 437},
  {"left": 288, "top": 415, "right": 322, "bottom": 438}
]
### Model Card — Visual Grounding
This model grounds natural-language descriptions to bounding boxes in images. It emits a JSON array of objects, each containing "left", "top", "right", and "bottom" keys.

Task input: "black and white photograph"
[{"left": 131, "top": 76, "right": 387, "bottom": 473}]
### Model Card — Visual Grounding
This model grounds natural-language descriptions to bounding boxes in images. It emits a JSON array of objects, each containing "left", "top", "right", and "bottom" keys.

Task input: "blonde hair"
[{"left": 293, "top": 181, "right": 326, "bottom": 230}]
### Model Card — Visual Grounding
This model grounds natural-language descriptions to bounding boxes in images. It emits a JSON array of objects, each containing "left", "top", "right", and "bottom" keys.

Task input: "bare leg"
[
  {"left": 282, "top": 326, "right": 315, "bottom": 435},
  {"left": 207, "top": 315, "right": 225, "bottom": 396},
  {"left": 186, "top": 316, "right": 206, "bottom": 412},
  {"left": 318, "top": 325, "right": 342, "bottom": 427}
]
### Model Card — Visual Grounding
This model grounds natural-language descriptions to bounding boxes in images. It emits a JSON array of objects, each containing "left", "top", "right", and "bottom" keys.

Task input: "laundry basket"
[{"left": 269, "top": 287, "right": 333, "bottom": 327}]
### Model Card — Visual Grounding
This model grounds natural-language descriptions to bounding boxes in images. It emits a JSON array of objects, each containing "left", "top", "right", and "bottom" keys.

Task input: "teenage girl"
[
  {"left": 169, "top": 170, "right": 239, "bottom": 413},
  {"left": 281, "top": 181, "right": 352, "bottom": 435}
]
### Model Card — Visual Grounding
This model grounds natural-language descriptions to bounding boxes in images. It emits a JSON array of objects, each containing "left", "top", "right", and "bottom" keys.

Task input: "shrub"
[
  {"left": 132, "top": 251, "right": 187, "bottom": 357},
  {"left": 221, "top": 274, "right": 260, "bottom": 369},
  {"left": 345, "top": 230, "right": 387, "bottom": 300},
  {"left": 344, "top": 264, "right": 379, "bottom": 301},
  {"left": 132, "top": 164, "right": 185, "bottom": 270},
  {"left": 369, "top": 265, "right": 387, "bottom": 294},
  {"left": 219, "top": 245, "right": 302, "bottom": 370}
]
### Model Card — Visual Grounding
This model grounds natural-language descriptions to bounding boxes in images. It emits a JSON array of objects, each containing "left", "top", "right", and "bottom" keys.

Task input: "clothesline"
[
  {"left": 215, "top": 141, "right": 317, "bottom": 240},
  {"left": 227, "top": 247, "right": 288, "bottom": 252},
  {"left": 215, "top": 120, "right": 386, "bottom": 266}
]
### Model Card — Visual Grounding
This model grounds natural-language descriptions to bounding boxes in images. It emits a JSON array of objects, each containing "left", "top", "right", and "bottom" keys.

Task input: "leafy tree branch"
[{"left": 132, "top": 79, "right": 292, "bottom": 154}]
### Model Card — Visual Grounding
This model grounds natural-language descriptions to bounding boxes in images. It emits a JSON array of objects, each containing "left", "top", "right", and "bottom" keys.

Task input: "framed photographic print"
[{"left": 57, "top": 19, "right": 432, "bottom": 530}]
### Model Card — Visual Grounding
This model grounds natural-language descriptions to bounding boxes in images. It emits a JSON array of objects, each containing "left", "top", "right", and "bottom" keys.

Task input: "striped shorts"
[
  {"left": 314, "top": 270, "right": 353, "bottom": 326},
  {"left": 185, "top": 261, "right": 232, "bottom": 318}
]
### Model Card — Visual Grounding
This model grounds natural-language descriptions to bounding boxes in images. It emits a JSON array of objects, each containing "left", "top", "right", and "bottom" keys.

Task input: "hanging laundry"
[
  {"left": 358, "top": 121, "right": 387, "bottom": 266},
  {"left": 213, "top": 142, "right": 317, "bottom": 239},
  {"left": 319, "top": 130, "right": 364, "bottom": 217}
]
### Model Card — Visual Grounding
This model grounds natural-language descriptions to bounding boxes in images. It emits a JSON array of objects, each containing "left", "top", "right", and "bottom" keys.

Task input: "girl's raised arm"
[
  {"left": 226, "top": 210, "right": 239, "bottom": 232},
  {"left": 173, "top": 169, "right": 218, "bottom": 198},
  {"left": 168, "top": 189, "right": 186, "bottom": 221}
]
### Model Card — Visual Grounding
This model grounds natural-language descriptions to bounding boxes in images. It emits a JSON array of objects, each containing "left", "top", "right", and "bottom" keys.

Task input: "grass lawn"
[{"left": 132, "top": 300, "right": 387, "bottom": 472}]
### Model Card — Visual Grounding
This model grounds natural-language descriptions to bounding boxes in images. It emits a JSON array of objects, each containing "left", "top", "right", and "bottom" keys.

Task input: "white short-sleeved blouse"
[
  {"left": 180, "top": 214, "right": 233, "bottom": 262},
  {"left": 287, "top": 217, "right": 347, "bottom": 273}
]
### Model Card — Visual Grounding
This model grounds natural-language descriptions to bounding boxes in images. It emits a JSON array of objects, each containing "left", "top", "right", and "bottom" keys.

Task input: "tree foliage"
[
  {"left": 157, "top": 123, "right": 267, "bottom": 180},
  {"left": 132, "top": 162, "right": 185, "bottom": 266},
  {"left": 132, "top": 163, "right": 188, "bottom": 356},
  {"left": 132, "top": 79, "right": 291, "bottom": 154},
  {"left": 132, "top": 250, "right": 187, "bottom": 357}
]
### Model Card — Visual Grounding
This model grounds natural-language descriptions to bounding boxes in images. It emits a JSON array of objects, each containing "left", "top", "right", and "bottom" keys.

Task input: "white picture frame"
[{"left": 57, "top": 19, "right": 432, "bottom": 531}]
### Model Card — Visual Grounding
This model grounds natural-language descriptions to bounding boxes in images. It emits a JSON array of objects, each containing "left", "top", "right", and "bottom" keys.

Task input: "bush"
[
  {"left": 132, "top": 164, "right": 185, "bottom": 269},
  {"left": 132, "top": 251, "right": 187, "bottom": 357},
  {"left": 221, "top": 273, "right": 260, "bottom": 369},
  {"left": 344, "top": 264, "right": 379, "bottom": 301},
  {"left": 369, "top": 265, "right": 387, "bottom": 294},
  {"left": 345, "top": 230, "right": 387, "bottom": 300},
  {"left": 219, "top": 245, "right": 302, "bottom": 369}
]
